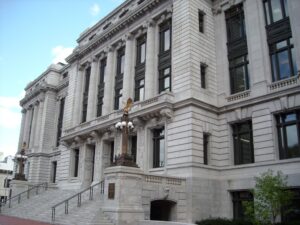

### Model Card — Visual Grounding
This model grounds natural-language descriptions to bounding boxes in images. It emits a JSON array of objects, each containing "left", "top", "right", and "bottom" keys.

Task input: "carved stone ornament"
[
  {"left": 160, "top": 108, "right": 173, "bottom": 119},
  {"left": 74, "top": 136, "right": 83, "bottom": 144}
]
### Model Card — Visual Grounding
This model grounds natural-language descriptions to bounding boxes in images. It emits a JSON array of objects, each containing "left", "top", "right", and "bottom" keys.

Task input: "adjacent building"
[
  {"left": 17, "top": 0, "right": 300, "bottom": 223},
  {"left": 0, "top": 156, "right": 14, "bottom": 202}
]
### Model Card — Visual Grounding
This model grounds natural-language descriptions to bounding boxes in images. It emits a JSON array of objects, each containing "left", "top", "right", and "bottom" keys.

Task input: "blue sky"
[{"left": 0, "top": 0, "right": 124, "bottom": 158}]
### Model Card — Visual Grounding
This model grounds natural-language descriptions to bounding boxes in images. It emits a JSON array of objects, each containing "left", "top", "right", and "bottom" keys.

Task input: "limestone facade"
[{"left": 18, "top": 0, "right": 300, "bottom": 223}]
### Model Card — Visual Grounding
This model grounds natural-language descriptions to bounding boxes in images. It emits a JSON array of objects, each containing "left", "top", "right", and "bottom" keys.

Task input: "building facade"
[
  {"left": 0, "top": 156, "right": 14, "bottom": 202},
  {"left": 17, "top": 0, "right": 300, "bottom": 223}
]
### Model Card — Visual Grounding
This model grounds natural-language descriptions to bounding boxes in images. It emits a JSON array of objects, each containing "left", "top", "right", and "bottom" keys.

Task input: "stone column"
[
  {"left": 145, "top": 20, "right": 157, "bottom": 99},
  {"left": 29, "top": 103, "right": 39, "bottom": 149},
  {"left": 23, "top": 107, "right": 32, "bottom": 146},
  {"left": 18, "top": 109, "right": 27, "bottom": 151},
  {"left": 73, "top": 66, "right": 84, "bottom": 125},
  {"left": 122, "top": 34, "right": 135, "bottom": 102},
  {"left": 87, "top": 58, "right": 99, "bottom": 121},
  {"left": 289, "top": 0, "right": 300, "bottom": 68},
  {"left": 103, "top": 47, "right": 116, "bottom": 115},
  {"left": 34, "top": 99, "right": 44, "bottom": 151}
]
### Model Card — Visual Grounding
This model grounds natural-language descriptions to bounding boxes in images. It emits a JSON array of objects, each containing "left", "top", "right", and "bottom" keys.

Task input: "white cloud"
[
  {"left": 51, "top": 46, "right": 74, "bottom": 64},
  {"left": 90, "top": 3, "right": 100, "bottom": 16}
]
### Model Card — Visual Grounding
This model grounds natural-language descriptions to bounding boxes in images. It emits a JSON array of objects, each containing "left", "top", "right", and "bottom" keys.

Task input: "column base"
[{"left": 113, "top": 153, "right": 138, "bottom": 167}]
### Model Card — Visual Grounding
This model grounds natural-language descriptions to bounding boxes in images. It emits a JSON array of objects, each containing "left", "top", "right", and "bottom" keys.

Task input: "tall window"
[
  {"left": 232, "top": 191, "right": 253, "bottom": 220},
  {"left": 110, "top": 141, "right": 115, "bottom": 165},
  {"left": 263, "top": 0, "right": 297, "bottom": 82},
  {"left": 203, "top": 133, "right": 209, "bottom": 165},
  {"left": 225, "top": 4, "right": 249, "bottom": 94},
  {"left": 276, "top": 110, "right": 300, "bottom": 159},
  {"left": 135, "top": 35, "right": 146, "bottom": 101},
  {"left": 114, "top": 47, "right": 125, "bottom": 110},
  {"left": 200, "top": 63, "right": 207, "bottom": 89},
  {"left": 282, "top": 188, "right": 300, "bottom": 222},
  {"left": 73, "top": 149, "right": 79, "bottom": 177},
  {"left": 232, "top": 120, "right": 254, "bottom": 165},
  {"left": 153, "top": 127, "right": 165, "bottom": 168},
  {"left": 159, "top": 19, "right": 172, "bottom": 93},
  {"left": 263, "top": 0, "right": 289, "bottom": 25},
  {"left": 131, "top": 136, "right": 137, "bottom": 163},
  {"left": 97, "top": 58, "right": 107, "bottom": 117},
  {"left": 56, "top": 97, "right": 65, "bottom": 146},
  {"left": 81, "top": 66, "right": 91, "bottom": 123},
  {"left": 198, "top": 10, "right": 205, "bottom": 33}
]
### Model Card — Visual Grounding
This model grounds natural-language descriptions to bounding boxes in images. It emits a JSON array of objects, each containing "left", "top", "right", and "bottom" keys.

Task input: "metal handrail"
[
  {"left": 51, "top": 180, "right": 104, "bottom": 222},
  {"left": 0, "top": 182, "right": 48, "bottom": 212}
]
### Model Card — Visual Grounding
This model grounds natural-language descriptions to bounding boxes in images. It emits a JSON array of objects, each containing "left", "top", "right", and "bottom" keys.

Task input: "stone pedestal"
[
  {"left": 10, "top": 180, "right": 29, "bottom": 196},
  {"left": 103, "top": 166, "right": 145, "bottom": 225}
]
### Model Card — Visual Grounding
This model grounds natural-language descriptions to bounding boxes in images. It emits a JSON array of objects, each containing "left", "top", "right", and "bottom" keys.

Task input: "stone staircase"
[{"left": 1, "top": 187, "right": 114, "bottom": 225}]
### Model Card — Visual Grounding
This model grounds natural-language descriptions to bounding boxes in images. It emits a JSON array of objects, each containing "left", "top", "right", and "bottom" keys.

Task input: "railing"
[
  {"left": 51, "top": 180, "right": 104, "bottom": 222},
  {"left": 0, "top": 182, "right": 48, "bottom": 213}
]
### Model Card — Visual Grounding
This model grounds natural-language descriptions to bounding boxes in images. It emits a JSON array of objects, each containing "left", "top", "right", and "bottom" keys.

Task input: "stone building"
[{"left": 16, "top": 0, "right": 300, "bottom": 223}]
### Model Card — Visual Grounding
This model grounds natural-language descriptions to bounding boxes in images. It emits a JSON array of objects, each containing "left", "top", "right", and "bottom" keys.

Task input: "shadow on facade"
[{"left": 150, "top": 200, "right": 176, "bottom": 221}]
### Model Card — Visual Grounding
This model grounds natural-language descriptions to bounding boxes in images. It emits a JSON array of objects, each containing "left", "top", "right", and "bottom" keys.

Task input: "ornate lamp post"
[
  {"left": 14, "top": 142, "right": 28, "bottom": 181},
  {"left": 114, "top": 98, "right": 137, "bottom": 167}
]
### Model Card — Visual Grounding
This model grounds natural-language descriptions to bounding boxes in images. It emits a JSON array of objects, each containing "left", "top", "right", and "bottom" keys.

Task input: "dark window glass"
[
  {"left": 199, "top": 11, "right": 204, "bottom": 33},
  {"left": 282, "top": 188, "right": 300, "bottom": 222},
  {"left": 131, "top": 136, "right": 137, "bottom": 163},
  {"left": 203, "top": 133, "right": 209, "bottom": 165},
  {"left": 135, "top": 35, "right": 146, "bottom": 101},
  {"left": 135, "top": 79, "right": 145, "bottom": 101},
  {"left": 73, "top": 149, "right": 79, "bottom": 177},
  {"left": 81, "top": 67, "right": 91, "bottom": 123},
  {"left": 159, "top": 67, "right": 171, "bottom": 93},
  {"left": 270, "top": 38, "right": 297, "bottom": 81},
  {"left": 110, "top": 141, "right": 115, "bottom": 165},
  {"left": 226, "top": 4, "right": 246, "bottom": 42},
  {"left": 51, "top": 161, "right": 57, "bottom": 183},
  {"left": 276, "top": 110, "right": 300, "bottom": 159},
  {"left": 97, "top": 58, "right": 107, "bottom": 117},
  {"left": 56, "top": 97, "right": 65, "bottom": 146},
  {"left": 263, "top": 0, "right": 288, "bottom": 25},
  {"left": 153, "top": 127, "right": 165, "bottom": 168},
  {"left": 232, "top": 120, "right": 254, "bottom": 165},
  {"left": 229, "top": 55, "right": 249, "bottom": 94},
  {"left": 201, "top": 64, "right": 207, "bottom": 89},
  {"left": 114, "top": 47, "right": 125, "bottom": 110},
  {"left": 232, "top": 191, "right": 253, "bottom": 220}
]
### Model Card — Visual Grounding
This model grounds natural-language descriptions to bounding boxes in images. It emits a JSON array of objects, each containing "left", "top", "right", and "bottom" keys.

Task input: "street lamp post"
[
  {"left": 14, "top": 142, "right": 28, "bottom": 181},
  {"left": 114, "top": 98, "right": 137, "bottom": 167}
]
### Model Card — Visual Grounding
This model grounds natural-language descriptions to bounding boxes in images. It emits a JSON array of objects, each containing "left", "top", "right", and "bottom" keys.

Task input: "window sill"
[
  {"left": 149, "top": 167, "right": 165, "bottom": 173},
  {"left": 268, "top": 75, "right": 300, "bottom": 92}
]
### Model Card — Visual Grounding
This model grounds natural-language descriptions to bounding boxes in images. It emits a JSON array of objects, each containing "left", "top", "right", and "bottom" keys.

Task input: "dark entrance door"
[
  {"left": 51, "top": 161, "right": 57, "bottom": 183},
  {"left": 150, "top": 200, "right": 176, "bottom": 221}
]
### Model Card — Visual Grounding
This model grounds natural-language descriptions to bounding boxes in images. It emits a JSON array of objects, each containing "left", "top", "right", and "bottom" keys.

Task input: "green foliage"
[
  {"left": 195, "top": 218, "right": 252, "bottom": 225},
  {"left": 244, "top": 170, "right": 293, "bottom": 225}
]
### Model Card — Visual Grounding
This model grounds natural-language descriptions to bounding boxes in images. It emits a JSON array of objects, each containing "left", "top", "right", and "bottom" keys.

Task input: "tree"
[{"left": 244, "top": 170, "right": 293, "bottom": 225}]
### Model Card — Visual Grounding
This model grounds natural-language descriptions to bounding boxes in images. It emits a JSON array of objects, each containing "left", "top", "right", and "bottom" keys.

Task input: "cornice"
[{"left": 66, "top": 0, "right": 170, "bottom": 63}]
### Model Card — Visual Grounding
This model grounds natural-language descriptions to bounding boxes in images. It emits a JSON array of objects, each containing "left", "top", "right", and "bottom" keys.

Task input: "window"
[
  {"left": 114, "top": 47, "right": 125, "bottom": 110},
  {"left": 229, "top": 55, "right": 249, "bottom": 94},
  {"left": 159, "top": 20, "right": 172, "bottom": 93},
  {"left": 81, "top": 66, "right": 91, "bottom": 123},
  {"left": 232, "top": 191, "right": 253, "bottom": 220},
  {"left": 225, "top": 4, "right": 249, "bottom": 94},
  {"left": 263, "top": 0, "right": 289, "bottom": 25},
  {"left": 135, "top": 35, "right": 146, "bottom": 101},
  {"left": 73, "top": 149, "right": 79, "bottom": 177},
  {"left": 203, "top": 133, "right": 209, "bottom": 165},
  {"left": 232, "top": 120, "right": 254, "bottom": 165},
  {"left": 270, "top": 38, "right": 297, "bottom": 81},
  {"left": 153, "top": 127, "right": 165, "bottom": 168},
  {"left": 131, "top": 136, "right": 137, "bottom": 163},
  {"left": 110, "top": 141, "right": 115, "bottom": 165},
  {"left": 97, "top": 58, "right": 107, "bottom": 117},
  {"left": 282, "top": 188, "right": 300, "bottom": 222},
  {"left": 56, "top": 97, "right": 65, "bottom": 146},
  {"left": 159, "top": 67, "right": 171, "bottom": 93},
  {"left": 51, "top": 161, "right": 57, "bottom": 183},
  {"left": 198, "top": 10, "right": 205, "bottom": 33},
  {"left": 200, "top": 63, "right": 207, "bottom": 89},
  {"left": 276, "top": 110, "right": 300, "bottom": 159}
]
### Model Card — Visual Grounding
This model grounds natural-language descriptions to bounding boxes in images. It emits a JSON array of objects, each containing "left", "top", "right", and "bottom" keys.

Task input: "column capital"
[
  {"left": 21, "top": 108, "right": 27, "bottom": 114},
  {"left": 146, "top": 19, "right": 155, "bottom": 28},
  {"left": 123, "top": 33, "right": 134, "bottom": 41},
  {"left": 106, "top": 45, "right": 115, "bottom": 53}
]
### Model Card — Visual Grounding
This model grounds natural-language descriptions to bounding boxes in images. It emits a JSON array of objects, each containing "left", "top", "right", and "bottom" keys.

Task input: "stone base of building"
[
  {"left": 9, "top": 180, "right": 29, "bottom": 196},
  {"left": 103, "top": 166, "right": 144, "bottom": 225}
]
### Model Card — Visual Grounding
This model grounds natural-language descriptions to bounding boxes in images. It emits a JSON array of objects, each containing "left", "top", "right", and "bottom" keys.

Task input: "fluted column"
[
  {"left": 34, "top": 100, "right": 44, "bottom": 150},
  {"left": 145, "top": 20, "right": 157, "bottom": 99},
  {"left": 29, "top": 102, "right": 39, "bottom": 149},
  {"left": 18, "top": 109, "right": 27, "bottom": 151},
  {"left": 122, "top": 34, "right": 135, "bottom": 102},
  {"left": 73, "top": 66, "right": 84, "bottom": 125},
  {"left": 103, "top": 47, "right": 116, "bottom": 115},
  {"left": 23, "top": 107, "right": 32, "bottom": 145},
  {"left": 87, "top": 58, "right": 99, "bottom": 121}
]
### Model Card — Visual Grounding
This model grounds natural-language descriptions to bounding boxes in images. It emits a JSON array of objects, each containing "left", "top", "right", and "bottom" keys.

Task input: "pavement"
[{"left": 0, "top": 215, "right": 52, "bottom": 225}]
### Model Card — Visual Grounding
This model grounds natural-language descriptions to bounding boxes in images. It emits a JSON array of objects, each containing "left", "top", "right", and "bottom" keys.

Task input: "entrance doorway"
[
  {"left": 150, "top": 200, "right": 176, "bottom": 221},
  {"left": 51, "top": 161, "right": 57, "bottom": 183}
]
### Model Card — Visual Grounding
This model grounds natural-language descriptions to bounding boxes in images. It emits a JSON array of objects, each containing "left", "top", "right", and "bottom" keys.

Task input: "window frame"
[
  {"left": 198, "top": 10, "right": 205, "bottom": 33},
  {"left": 81, "top": 66, "right": 91, "bottom": 123},
  {"left": 153, "top": 127, "right": 165, "bottom": 168},
  {"left": 135, "top": 35, "right": 146, "bottom": 101},
  {"left": 232, "top": 191, "right": 253, "bottom": 220},
  {"left": 200, "top": 63, "right": 207, "bottom": 89},
  {"left": 232, "top": 120, "right": 254, "bottom": 165},
  {"left": 72, "top": 149, "right": 80, "bottom": 177},
  {"left": 97, "top": 58, "right": 107, "bottom": 117},
  {"left": 203, "top": 133, "right": 209, "bottom": 165},
  {"left": 276, "top": 110, "right": 300, "bottom": 160},
  {"left": 56, "top": 97, "right": 65, "bottom": 146},
  {"left": 263, "top": 0, "right": 289, "bottom": 26},
  {"left": 229, "top": 55, "right": 250, "bottom": 94},
  {"left": 114, "top": 47, "right": 125, "bottom": 110}
]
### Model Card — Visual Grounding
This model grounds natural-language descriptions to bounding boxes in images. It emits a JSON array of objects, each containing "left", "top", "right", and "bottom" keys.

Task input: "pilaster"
[
  {"left": 87, "top": 58, "right": 99, "bottom": 121},
  {"left": 29, "top": 103, "right": 39, "bottom": 149},
  {"left": 73, "top": 66, "right": 84, "bottom": 125},
  {"left": 18, "top": 109, "right": 27, "bottom": 151}
]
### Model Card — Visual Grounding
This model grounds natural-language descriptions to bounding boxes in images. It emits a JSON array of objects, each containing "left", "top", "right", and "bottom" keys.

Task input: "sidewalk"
[{"left": 0, "top": 215, "right": 52, "bottom": 225}]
